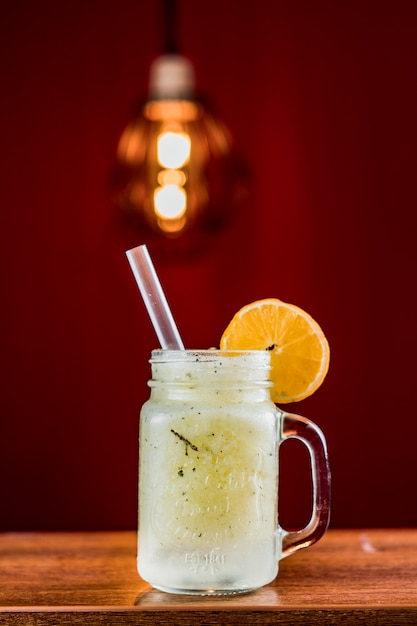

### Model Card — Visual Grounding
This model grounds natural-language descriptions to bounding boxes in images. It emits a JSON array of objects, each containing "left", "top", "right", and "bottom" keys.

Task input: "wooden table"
[{"left": 1, "top": 529, "right": 416, "bottom": 624}]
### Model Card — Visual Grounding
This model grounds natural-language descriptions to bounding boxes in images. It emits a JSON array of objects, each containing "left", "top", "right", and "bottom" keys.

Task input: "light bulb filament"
[
  {"left": 154, "top": 185, "right": 187, "bottom": 219},
  {"left": 157, "top": 131, "right": 191, "bottom": 169}
]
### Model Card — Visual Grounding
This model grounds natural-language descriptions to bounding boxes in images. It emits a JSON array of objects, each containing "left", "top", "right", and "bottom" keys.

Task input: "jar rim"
[{"left": 150, "top": 349, "right": 271, "bottom": 364}]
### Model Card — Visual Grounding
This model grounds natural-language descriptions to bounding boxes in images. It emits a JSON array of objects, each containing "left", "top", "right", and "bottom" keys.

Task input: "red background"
[{"left": 1, "top": 0, "right": 416, "bottom": 530}]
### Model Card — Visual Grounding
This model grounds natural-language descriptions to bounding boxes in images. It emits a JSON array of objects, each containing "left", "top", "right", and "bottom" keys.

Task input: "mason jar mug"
[{"left": 137, "top": 349, "right": 331, "bottom": 595}]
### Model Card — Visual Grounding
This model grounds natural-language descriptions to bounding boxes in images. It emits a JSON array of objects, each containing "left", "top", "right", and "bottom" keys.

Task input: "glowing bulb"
[
  {"left": 157, "top": 132, "right": 191, "bottom": 168},
  {"left": 154, "top": 185, "right": 187, "bottom": 219}
]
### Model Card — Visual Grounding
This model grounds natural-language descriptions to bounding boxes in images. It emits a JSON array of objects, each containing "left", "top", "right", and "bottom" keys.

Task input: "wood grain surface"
[{"left": 1, "top": 529, "right": 416, "bottom": 624}]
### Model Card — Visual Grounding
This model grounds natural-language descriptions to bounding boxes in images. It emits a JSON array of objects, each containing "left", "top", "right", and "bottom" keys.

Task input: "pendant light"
[{"left": 111, "top": 0, "right": 249, "bottom": 256}]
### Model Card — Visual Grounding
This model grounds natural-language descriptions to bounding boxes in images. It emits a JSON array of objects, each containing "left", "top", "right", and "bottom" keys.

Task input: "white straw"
[{"left": 126, "top": 245, "right": 185, "bottom": 350}]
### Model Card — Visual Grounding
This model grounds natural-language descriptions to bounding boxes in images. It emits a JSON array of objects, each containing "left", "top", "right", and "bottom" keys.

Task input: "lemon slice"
[{"left": 220, "top": 298, "right": 330, "bottom": 403}]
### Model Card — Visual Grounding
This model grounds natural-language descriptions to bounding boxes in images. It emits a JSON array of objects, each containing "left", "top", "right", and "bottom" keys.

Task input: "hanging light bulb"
[{"left": 112, "top": 52, "right": 249, "bottom": 251}]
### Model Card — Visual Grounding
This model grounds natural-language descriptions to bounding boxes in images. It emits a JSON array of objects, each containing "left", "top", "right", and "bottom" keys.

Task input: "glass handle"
[{"left": 279, "top": 413, "right": 331, "bottom": 559}]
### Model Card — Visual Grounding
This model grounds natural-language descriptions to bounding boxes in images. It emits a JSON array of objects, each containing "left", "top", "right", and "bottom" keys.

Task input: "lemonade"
[
  {"left": 137, "top": 350, "right": 280, "bottom": 593},
  {"left": 127, "top": 245, "right": 331, "bottom": 594}
]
